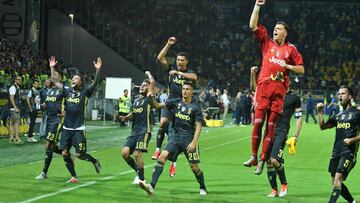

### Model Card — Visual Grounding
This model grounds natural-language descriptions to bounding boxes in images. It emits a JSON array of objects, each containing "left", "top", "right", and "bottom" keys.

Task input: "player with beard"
[
  {"left": 317, "top": 86, "right": 359, "bottom": 203},
  {"left": 51, "top": 57, "right": 102, "bottom": 183}
]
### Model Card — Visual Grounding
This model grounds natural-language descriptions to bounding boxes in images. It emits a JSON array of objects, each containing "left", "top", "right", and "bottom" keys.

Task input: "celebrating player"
[
  {"left": 140, "top": 82, "right": 207, "bottom": 196},
  {"left": 316, "top": 86, "right": 360, "bottom": 203},
  {"left": 250, "top": 66, "right": 303, "bottom": 197},
  {"left": 120, "top": 71, "right": 156, "bottom": 184},
  {"left": 51, "top": 57, "right": 102, "bottom": 183},
  {"left": 244, "top": 0, "right": 305, "bottom": 175},
  {"left": 151, "top": 36, "right": 198, "bottom": 177},
  {"left": 35, "top": 57, "right": 66, "bottom": 179}
]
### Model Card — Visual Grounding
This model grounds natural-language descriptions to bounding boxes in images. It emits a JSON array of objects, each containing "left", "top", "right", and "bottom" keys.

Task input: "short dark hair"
[
  {"left": 33, "top": 79, "right": 39, "bottom": 84},
  {"left": 177, "top": 52, "right": 189, "bottom": 61},
  {"left": 124, "top": 89, "right": 128, "bottom": 93},
  {"left": 276, "top": 21, "right": 290, "bottom": 33},
  {"left": 340, "top": 85, "right": 354, "bottom": 97},
  {"left": 183, "top": 81, "right": 193, "bottom": 87}
]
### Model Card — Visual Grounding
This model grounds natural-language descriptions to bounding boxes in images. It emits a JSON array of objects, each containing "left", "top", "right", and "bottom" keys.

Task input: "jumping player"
[
  {"left": 152, "top": 37, "right": 198, "bottom": 177},
  {"left": 244, "top": 0, "right": 305, "bottom": 175}
]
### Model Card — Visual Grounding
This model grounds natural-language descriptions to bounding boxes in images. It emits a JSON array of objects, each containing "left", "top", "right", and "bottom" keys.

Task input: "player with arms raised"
[{"left": 244, "top": 0, "right": 305, "bottom": 175}]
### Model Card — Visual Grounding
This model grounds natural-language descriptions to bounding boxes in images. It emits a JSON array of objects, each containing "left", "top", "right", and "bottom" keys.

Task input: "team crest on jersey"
[
  {"left": 341, "top": 114, "right": 346, "bottom": 120},
  {"left": 271, "top": 48, "right": 275, "bottom": 52},
  {"left": 71, "top": 92, "right": 80, "bottom": 98},
  {"left": 285, "top": 51, "right": 289, "bottom": 58},
  {"left": 276, "top": 51, "right": 280, "bottom": 57},
  {"left": 187, "top": 108, "right": 192, "bottom": 114},
  {"left": 181, "top": 106, "right": 186, "bottom": 113}
]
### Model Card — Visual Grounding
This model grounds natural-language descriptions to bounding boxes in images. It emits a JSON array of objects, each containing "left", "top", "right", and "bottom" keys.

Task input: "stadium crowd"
[{"left": 50, "top": 0, "right": 359, "bottom": 95}]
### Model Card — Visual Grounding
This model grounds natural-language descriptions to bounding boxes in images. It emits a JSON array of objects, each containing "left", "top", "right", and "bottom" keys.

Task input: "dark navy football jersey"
[
  {"left": 326, "top": 107, "right": 360, "bottom": 158},
  {"left": 45, "top": 87, "right": 65, "bottom": 119},
  {"left": 165, "top": 98, "right": 202, "bottom": 141},
  {"left": 131, "top": 95, "right": 151, "bottom": 136},
  {"left": 276, "top": 91, "right": 301, "bottom": 132},
  {"left": 168, "top": 65, "right": 195, "bottom": 99},
  {"left": 63, "top": 84, "right": 95, "bottom": 129}
]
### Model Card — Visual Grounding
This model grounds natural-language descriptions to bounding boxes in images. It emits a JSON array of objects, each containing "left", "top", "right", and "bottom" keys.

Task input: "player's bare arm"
[
  {"left": 187, "top": 121, "right": 202, "bottom": 153},
  {"left": 294, "top": 107, "right": 303, "bottom": 141},
  {"left": 120, "top": 112, "right": 133, "bottom": 122},
  {"left": 145, "top": 71, "right": 155, "bottom": 96},
  {"left": 157, "top": 37, "right": 176, "bottom": 69},
  {"left": 343, "top": 131, "right": 360, "bottom": 145},
  {"left": 49, "top": 56, "right": 63, "bottom": 89},
  {"left": 91, "top": 57, "right": 102, "bottom": 86},
  {"left": 279, "top": 60, "right": 305, "bottom": 74},
  {"left": 150, "top": 96, "right": 166, "bottom": 110},
  {"left": 250, "top": 66, "right": 258, "bottom": 91},
  {"left": 249, "top": 0, "right": 265, "bottom": 32},
  {"left": 316, "top": 103, "right": 334, "bottom": 130},
  {"left": 169, "top": 70, "right": 198, "bottom": 81}
]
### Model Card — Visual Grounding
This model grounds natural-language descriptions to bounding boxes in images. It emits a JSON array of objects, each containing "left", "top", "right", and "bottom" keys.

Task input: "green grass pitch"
[{"left": 0, "top": 119, "right": 359, "bottom": 203}]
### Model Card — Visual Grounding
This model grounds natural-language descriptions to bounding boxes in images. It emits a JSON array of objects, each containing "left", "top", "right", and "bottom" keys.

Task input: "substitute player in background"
[
  {"left": 152, "top": 36, "right": 198, "bottom": 177},
  {"left": 120, "top": 71, "right": 156, "bottom": 184},
  {"left": 250, "top": 66, "right": 302, "bottom": 197},
  {"left": 35, "top": 57, "right": 65, "bottom": 179},
  {"left": 140, "top": 82, "right": 207, "bottom": 196},
  {"left": 51, "top": 57, "right": 102, "bottom": 183},
  {"left": 317, "top": 86, "right": 359, "bottom": 203},
  {"left": 244, "top": 0, "right": 305, "bottom": 175}
]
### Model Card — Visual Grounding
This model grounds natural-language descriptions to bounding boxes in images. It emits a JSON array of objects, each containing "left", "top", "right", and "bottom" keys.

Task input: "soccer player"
[
  {"left": 139, "top": 82, "right": 207, "bottom": 196},
  {"left": 51, "top": 56, "right": 102, "bottom": 183},
  {"left": 316, "top": 86, "right": 360, "bottom": 203},
  {"left": 151, "top": 36, "right": 198, "bottom": 177},
  {"left": 250, "top": 66, "right": 303, "bottom": 197},
  {"left": 35, "top": 57, "right": 66, "bottom": 179},
  {"left": 244, "top": 0, "right": 305, "bottom": 175},
  {"left": 120, "top": 71, "right": 156, "bottom": 184}
]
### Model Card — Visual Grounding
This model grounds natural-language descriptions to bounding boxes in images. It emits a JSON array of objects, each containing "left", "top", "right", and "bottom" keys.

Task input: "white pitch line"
[{"left": 20, "top": 136, "right": 249, "bottom": 203}]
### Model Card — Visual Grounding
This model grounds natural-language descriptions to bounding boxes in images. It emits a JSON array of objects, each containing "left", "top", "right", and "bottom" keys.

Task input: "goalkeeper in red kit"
[{"left": 244, "top": 0, "right": 305, "bottom": 175}]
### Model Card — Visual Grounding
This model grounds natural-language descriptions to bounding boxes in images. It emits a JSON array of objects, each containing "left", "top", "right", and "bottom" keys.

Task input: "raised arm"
[
  {"left": 249, "top": 0, "right": 265, "bottom": 32},
  {"left": 145, "top": 71, "right": 155, "bottom": 96},
  {"left": 316, "top": 103, "right": 334, "bottom": 130},
  {"left": 49, "top": 56, "right": 63, "bottom": 89},
  {"left": 250, "top": 66, "right": 258, "bottom": 91},
  {"left": 150, "top": 96, "right": 166, "bottom": 110},
  {"left": 157, "top": 37, "right": 176, "bottom": 69},
  {"left": 90, "top": 57, "right": 102, "bottom": 87}
]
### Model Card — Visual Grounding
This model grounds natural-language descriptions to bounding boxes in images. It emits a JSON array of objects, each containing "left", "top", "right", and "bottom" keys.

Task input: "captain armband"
[{"left": 294, "top": 111, "right": 302, "bottom": 119}]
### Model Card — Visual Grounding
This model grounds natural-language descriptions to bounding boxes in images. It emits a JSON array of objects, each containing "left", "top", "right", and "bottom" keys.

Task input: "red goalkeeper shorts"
[{"left": 254, "top": 80, "right": 287, "bottom": 113}]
